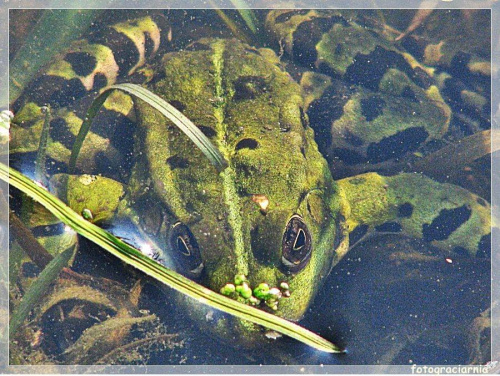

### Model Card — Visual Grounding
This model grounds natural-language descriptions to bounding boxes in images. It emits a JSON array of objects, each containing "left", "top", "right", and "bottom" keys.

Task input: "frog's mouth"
[
  {"left": 219, "top": 274, "right": 291, "bottom": 312},
  {"left": 174, "top": 289, "right": 290, "bottom": 349}
]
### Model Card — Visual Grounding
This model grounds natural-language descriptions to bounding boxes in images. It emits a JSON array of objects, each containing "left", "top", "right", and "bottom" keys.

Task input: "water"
[{"left": 8, "top": 9, "right": 492, "bottom": 366}]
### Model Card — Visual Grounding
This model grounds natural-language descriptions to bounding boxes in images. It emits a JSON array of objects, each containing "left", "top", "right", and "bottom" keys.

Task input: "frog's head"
[{"left": 132, "top": 39, "right": 348, "bottom": 347}]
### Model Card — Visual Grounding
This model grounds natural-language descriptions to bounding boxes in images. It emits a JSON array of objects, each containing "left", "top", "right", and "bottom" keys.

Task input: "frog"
[{"left": 8, "top": 10, "right": 494, "bottom": 354}]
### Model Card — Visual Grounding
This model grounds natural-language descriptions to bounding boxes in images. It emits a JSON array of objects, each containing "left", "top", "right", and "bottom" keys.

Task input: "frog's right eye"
[
  {"left": 168, "top": 222, "right": 204, "bottom": 279},
  {"left": 281, "top": 215, "right": 312, "bottom": 274}
]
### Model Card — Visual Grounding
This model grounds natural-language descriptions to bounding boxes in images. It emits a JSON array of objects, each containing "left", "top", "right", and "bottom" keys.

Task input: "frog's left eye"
[
  {"left": 281, "top": 215, "right": 312, "bottom": 273},
  {"left": 168, "top": 223, "right": 204, "bottom": 279}
]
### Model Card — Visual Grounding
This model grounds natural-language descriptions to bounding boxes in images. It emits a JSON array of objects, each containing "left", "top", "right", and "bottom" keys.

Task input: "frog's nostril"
[
  {"left": 198, "top": 125, "right": 217, "bottom": 138},
  {"left": 235, "top": 138, "right": 259, "bottom": 151},
  {"left": 166, "top": 154, "right": 190, "bottom": 170}
]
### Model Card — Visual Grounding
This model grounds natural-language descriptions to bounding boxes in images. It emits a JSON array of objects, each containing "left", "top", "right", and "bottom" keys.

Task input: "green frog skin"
[
  {"left": 45, "top": 37, "right": 492, "bottom": 348},
  {"left": 10, "top": 13, "right": 494, "bottom": 349}
]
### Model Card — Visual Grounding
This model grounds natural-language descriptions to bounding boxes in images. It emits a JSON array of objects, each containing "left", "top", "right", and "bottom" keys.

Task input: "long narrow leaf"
[
  {"left": 34, "top": 106, "right": 51, "bottom": 185},
  {"left": 1, "top": 163, "right": 342, "bottom": 353},
  {"left": 230, "top": 0, "right": 259, "bottom": 33},
  {"left": 69, "top": 84, "right": 228, "bottom": 174},
  {"left": 9, "top": 245, "right": 75, "bottom": 337}
]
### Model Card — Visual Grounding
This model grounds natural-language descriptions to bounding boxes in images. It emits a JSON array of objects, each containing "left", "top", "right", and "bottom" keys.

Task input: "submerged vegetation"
[{"left": 6, "top": 8, "right": 494, "bottom": 366}]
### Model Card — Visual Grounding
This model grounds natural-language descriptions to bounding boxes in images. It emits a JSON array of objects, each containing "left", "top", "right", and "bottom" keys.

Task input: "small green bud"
[
  {"left": 279, "top": 282, "right": 289, "bottom": 290},
  {"left": 253, "top": 283, "right": 270, "bottom": 299},
  {"left": 234, "top": 274, "right": 247, "bottom": 285},
  {"left": 220, "top": 283, "right": 236, "bottom": 295},
  {"left": 236, "top": 282, "right": 252, "bottom": 299},
  {"left": 82, "top": 208, "right": 93, "bottom": 220},
  {"left": 267, "top": 302, "right": 278, "bottom": 310}
]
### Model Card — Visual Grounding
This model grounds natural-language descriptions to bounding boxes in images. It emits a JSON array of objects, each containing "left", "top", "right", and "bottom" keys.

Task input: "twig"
[{"left": 9, "top": 210, "right": 53, "bottom": 269}]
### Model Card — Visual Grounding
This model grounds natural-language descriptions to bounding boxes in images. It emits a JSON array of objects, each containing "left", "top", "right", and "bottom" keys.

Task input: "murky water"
[{"left": 8, "top": 9, "right": 492, "bottom": 366}]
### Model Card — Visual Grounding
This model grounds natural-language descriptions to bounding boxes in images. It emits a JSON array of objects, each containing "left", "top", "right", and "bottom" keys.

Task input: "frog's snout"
[{"left": 219, "top": 274, "right": 291, "bottom": 312}]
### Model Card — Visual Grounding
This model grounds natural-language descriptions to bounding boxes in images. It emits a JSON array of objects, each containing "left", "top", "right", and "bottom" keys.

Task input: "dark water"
[{"left": 8, "top": 9, "right": 492, "bottom": 366}]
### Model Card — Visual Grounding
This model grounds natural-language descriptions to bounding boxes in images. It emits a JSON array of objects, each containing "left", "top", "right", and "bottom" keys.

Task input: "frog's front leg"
[
  {"left": 49, "top": 173, "right": 125, "bottom": 224},
  {"left": 338, "top": 172, "right": 493, "bottom": 258},
  {"left": 48, "top": 173, "right": 171, "bottom": 265}
]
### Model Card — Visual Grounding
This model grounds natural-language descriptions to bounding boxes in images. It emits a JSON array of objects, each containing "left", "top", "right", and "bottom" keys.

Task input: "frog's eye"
[
  {"left": 168, "top": 222, "right": 204, "bottom": 279},
  {"left": 281, "top": 215, "right": 312, "bottom": 273}
]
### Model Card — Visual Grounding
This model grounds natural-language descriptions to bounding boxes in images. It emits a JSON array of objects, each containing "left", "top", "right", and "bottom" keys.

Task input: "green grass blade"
[
  {"left": 9, "top": 245, "right": 75, "bottom": 337},
  {"left": 69, "top": 83, "right": 228, "bottom": 174},
  {"left": 34, "top": 106, "right": 51, "bottom": 185},
  {"left": 1, "top": 163, "right": 342, "bottom": 353},
  {"left": 230, "top": 0, "right": 259, "bottom": 33}
]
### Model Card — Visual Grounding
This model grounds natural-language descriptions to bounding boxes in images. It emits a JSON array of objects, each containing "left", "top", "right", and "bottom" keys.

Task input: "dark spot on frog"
[
  {"left": 334, "top": 43, "right": 343, "bottom": 56},
  {"left": 88, "top": 28, "right": 139, "bottom": 76},
  {"left": 13, "top": 75, "right": 85, "bottom": 110},
  {"left": 453, "top": 246, "right": 470, "bottom": 257},
  {"left": 360, "top": 95, "right": 386, "bottom": 121},
  {"left": 65, "top": 52, "right": 97, "bottom": 77},
  {"left": 292, "top": 16, "right": 345, "bottom": 70},
  {"left": 108, "top": 119, "right": 137, "bottom": 175},
  {"left": 422, "top": 204, "right": 472, "bottom": 242},
  {"left": 344, "top": 46, "right": 418, "bottom": 91},
  {"left": 344, "top": 130, "right": 363, "bottom": 147},
  {"left": 45, "top": 156, "right": 68, "bottom": 175},
  {"left": 95, "top": 151, "right": 121, "bottom": 176},
  {"left": 274, "top": 9, "right": 310, "bottom": 24},
  {"left": 21, "top": 262, "right": 41, "bottom": 278},
  {"left": 366, "top": 126, "right": 429, "bottom": 163},
  {"left": 476, "top": 233, "right": 491, "bottom": 258},
  {"left": 317, "top": 61, "right": 342, "bottom": 80},
  {"left": 375, "top": 222, "right": 402, "bottom": 233},
  {"left": 476, "top": 197, "right": 488, "bottom": 207},
  {"left": 307, "top": 80, "right": 353, "bottom": 155},
  {"left": 410, "top": 67, "right": 433, "bottom": 90},
  {"left": 49, "top": 117, "right": 75, "bottom": 148},
  {"left": 93, "top": 73, "right": 109, "bottom": 91},
  {"left": 449, "top": 51, "right": 473, "bottom": 79},
  {"left": 349, "top": 224, "right": 369, "bottom": 246},
  {"left": 244, "top": 47, "right": 261, "bottom": 56},
  {"left": 185, "top": 42, "right": 211, "bottom": 51},
  {"left": 32, "top": 223, "right": 64, "bottom": 238},
  {"left": 334, "top": 148, "right": 366, "bottom": 165},
  {"left": 89, "top": 105, "right": 132, "bottom": 140},
  {"left": 398, "top": 203, "right": 414, "bottom": 218},
  {"left": 233, "top": 76, "right": 268, "bottom": 100},
  {"left": 235, "top": 138, "right": 259, "bottom": 151},
  {"left": 440, "top": 76, "right": 466, "bottom": 105},
  {"left": 401, "top": 86, "right": 419, "bottom": 103},
  {"left": 167, "top": 154, "right": 190, "bottom": 169},
  {"left": 144, "top": 32, "right": 156, "bottom": 58},
  {"left": 198, "top": 125, "right": 216, "bottom": 138},
  {"left": 169, "top": 100, "right": 186, "bottom": 112},
  {"left": 399, "top": 35, "right": 427, "bottom": 62}
]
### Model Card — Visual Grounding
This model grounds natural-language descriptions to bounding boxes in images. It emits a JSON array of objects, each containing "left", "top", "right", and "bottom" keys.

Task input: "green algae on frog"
[
  {"left": 109, "top": 38, "right": 490, "bottom": 346},
  {"left": 9, "top": 11, "right": 494, "bottom": 351}
]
